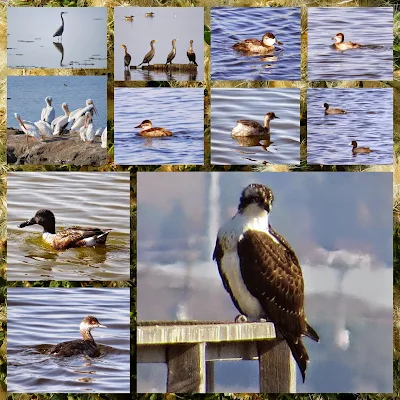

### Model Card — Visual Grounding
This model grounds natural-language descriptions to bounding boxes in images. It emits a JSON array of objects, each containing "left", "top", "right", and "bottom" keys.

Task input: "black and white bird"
[{"left": 213, "top": 183, "right": 319, "bottom": 382}]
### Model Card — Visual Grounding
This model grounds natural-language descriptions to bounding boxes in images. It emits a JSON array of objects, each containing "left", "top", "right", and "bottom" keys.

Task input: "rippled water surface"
[
  {"left": 307, "top": 89, "right": 393, "bottom": 165},
  {"left": 8, "top": 288, "right": 130, "bottom": 393},
  {"left": 7, "top": 172, "right": 130, "bottom": 281},
  {"left": 308, "top": 8, "right": 393, "bottom": 81},
  {"left": 211, "top": 88, "right": 300, "bottom": 165},
  {"left": 211, "top": 8, "right": 300, "bottom": 81},
  {"left": 7, "top": 76, "right": 107, "bottom": 130},
  {"left": 114, "top": 7, "right": 204, "bottom": 81},
  {"left": 8, "top": 8, "right": 107, "bottom": 69},
  {"left": 114, "top": 88, "right": 204, "bottom": 165}
]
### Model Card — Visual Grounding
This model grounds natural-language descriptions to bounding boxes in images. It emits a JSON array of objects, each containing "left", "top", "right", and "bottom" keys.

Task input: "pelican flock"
[{"left": 13, "top": 96, "right": 104, "bottom": 147}]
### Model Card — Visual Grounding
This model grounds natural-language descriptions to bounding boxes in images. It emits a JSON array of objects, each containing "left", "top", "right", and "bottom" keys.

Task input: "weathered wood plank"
[
  {"left": 167, "top": 343, "right": 206, "bottom": 393},
  {"left": 258, "top": 339, "right": 296, "bottom": 393},
  {"left": 131, "top": 64, "right": 198, "bottom": 71},
  {"left": 138, "top": 322, "right": 276, "bottom": 345}
]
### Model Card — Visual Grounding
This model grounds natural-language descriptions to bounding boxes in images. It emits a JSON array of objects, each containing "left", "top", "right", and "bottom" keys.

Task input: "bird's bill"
[
  {"left": 98, "top": 324, "right": 107, "bottom": 328},
  {"left": 84, "top": 113, "right": 90, "bottom": 128},
  {"left": 134, "top": 123, "right": 142, "bottom": 128},
  {"left": 276, "top": 40, "right": 284, "bottom": 45},
  {"left": 19, "top": 217, "right": 36, "bottom": 228},
  {"left": 17, "top": 116, "right": 27, "bottom": 131},
  {"left": 274, "top": 116, "right": 280, "bottom": 118},
  {"left": 93, "top": 105, "right": 98, "bottom": 116}
]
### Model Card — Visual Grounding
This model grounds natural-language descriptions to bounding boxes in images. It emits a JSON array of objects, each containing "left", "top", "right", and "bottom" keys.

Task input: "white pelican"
[
  {"left": 34, "top": 120, "right": 53, "bottom": 138},
  {"left": 68, "top": 99, "right": 98, "bottom": 123},
  {"left": 96, "top": 127, "right": 107, "bottom": 148},
  {"left": 41, "top": 96, "right": 55, "bottom": 124},
  {"left": 83, "top": 111, "right": 96, "bottom": 142},
  {"left": 70, "top": 103, "right": 97, "bottom": 133},
  {"left": 52, "top": 103, "right": 70, "bottom": 135},
  {"left": 14, "top": 113, "right": 41, "bottom": 143}
]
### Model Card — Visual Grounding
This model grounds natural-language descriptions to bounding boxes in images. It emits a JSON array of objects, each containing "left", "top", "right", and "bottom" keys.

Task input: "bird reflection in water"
[
  {"left": 52, "top": 42, "right": 64, "bottom": 66},
  {"left": 232, "top": 134, "right": 272, "bottom": 152}
]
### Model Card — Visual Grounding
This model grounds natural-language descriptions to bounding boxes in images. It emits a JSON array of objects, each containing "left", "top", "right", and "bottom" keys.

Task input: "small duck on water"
[
  {"left": 323, "top": 103, "right": 346, "bottom": 115},
  {"left": 233, "top": 32, "right": 283, "bottom": 54},
  {"left": 331, "top": 33, "right": 361, "bottom": 51},
  {"left": 232, "top": 112, "right": 279, "bottom": 137},
  {"left": 350, "top": 140, "right": 374, "bottom": 154},
  {"left": 135, "top": 120, "right": 173, "bottom": 137},
  {"left": 19, "top": 209, "right": 112, "bottom": 250}
]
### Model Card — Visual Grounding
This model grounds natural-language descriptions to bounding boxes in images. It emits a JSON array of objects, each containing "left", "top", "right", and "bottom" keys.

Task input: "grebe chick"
[
  {"left": 323, "top": 103, "right": 346, "bottom": 115},
  {"left": 232, "top": 112, "right": 279, "bottom": 137},
  {"left": 166, "top": 39, "right": 177, "bottom": 67},
  {"left": 233, "top": 32, "right": 283, "bottom": 54},
  {"left": 138, "top": 40, "right": 156, "bottom": 67},
  {"left": 331, "top": 33, "right": 361, "bottom": 50},
  {"left": 121, "top": 44, "right": 131, "bottom": 69},
  {"left": 350, "top": 140, "right": 374, "bottom": 153},
  {"left": 48, "top": 316, "right": 107, "bottom": 357},
  {"left": 135, "top": 120, "right": 173, "bottom": 137},
  {"left": 187, "top": 39, "right": 198, "bottom": 66}
]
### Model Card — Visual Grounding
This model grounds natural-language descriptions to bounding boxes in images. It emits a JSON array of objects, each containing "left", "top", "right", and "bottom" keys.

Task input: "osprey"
[{"left": 213, "top": 183, "right": 319, "bottom": 382}]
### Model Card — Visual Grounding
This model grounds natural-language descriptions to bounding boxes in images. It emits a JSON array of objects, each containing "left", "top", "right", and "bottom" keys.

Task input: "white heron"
[
  {"left": 34, "top": 120, "right": 53, "bottom": 138},
  {"left": 53, "top": 12, "right": 68, "bottom": 41},
  {"left": 40, "top": 96, "right": 55, "bottom": 124},
  {"left": 14, "top": 113, "right": 41, "bottom": 143},
  {"left": 52, "top": 103, "right": 70, "bottom": 136},
  {"left": 70, "top": 103, "right": 98, "bottom": 133}
]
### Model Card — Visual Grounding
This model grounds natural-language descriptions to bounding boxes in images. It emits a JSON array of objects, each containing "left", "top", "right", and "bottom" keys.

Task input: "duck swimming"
[
  {"left": 135, "top": 120, "right": 173, "bottom": 137},
  {"left": 232, "top": 112, "right": 279, "bottom": 137},
  {"left": 233, "top": 32, "right": 282, "bottom": 54},
  {"left": 350, "top": 140, "right": 374, "bottom": 153},
  {"left": 19, "top": 209, "right": 112, "bottom": 250},
  {"left": 323, "top": 103, "right": 346, "bottom": 115},
  {"left": 332, "top": 33, "right": 361, "bottom": 51},
  {"left": 48, "top": 316, "right": 107, "bottom": 357}
]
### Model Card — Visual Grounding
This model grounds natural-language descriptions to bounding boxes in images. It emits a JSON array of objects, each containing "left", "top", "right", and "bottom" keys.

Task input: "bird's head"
[{"left": 238, "top": 183, "right": 274, "bottom": 214}]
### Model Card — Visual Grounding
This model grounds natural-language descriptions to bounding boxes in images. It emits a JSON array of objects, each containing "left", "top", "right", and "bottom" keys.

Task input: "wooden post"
[{"left": 206, "top": 361, "right": 215, "bottom": 392}]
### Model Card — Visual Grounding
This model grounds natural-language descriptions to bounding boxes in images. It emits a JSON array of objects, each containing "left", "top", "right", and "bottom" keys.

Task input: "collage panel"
[
  {"left": 114, "top": 7, "right": 204, "bottom": 81},
  {"left": 114, "top": 87, "right": 204, "bottom": 165},
  {"left": 211, "top": 88, "right": 300, "bottom": 165},
  {"left": 7, "top": 75, "right": 107, "bottom": 166},
  {"left": 7, "top": 171, "right": 130, "bottom": 281},
  {"left": 137, "top": 172, "right": 392, "bottom": 393},
  {"left": 7, "top": 7, "right": 107, "bottom": 69},
  {"left": 308, "top": 7, "right": 393, "bottom": 81},
  {"left": 211, "top": 7, "right": 300, "bottom": 81},
  {"left": 307, "top": 88, "right": 393, "bottom": 165},
  {"left": 7, "top": 287, "right": 130, "bottom": 393}
]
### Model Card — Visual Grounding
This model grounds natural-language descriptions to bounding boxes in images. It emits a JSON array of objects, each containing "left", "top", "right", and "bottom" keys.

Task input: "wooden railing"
[{"left": 137, "top": 321, "right": 296, "bottom": 393}]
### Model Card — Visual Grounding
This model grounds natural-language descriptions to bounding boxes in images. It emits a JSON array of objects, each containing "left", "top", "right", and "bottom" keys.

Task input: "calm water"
[
  {"left": 8, "top": 288, "right": 130, "bottom": 393},
  {"left": 114, "top": 7, "right": 204, "bottom": 81},
  {"left": 211, "top": 8, "right": 300, "bottom": 81},
  {"left": 7, "top": 76, "right": 107, "bottom": 130},
  {"left": 7, "top": 7, "right": 107, "bottom": 69},
  {"left": 7, "top": 172, "right": 130, "bottom": 281},
  {"left": 211, "top": 88, "right": 300, "bottom": 165},
  {"left": 308, "top": 8, "right": 393, "bottom": 81},
  {"left": 114, "top": 88, "right": 204, "bottom": 165},
  {"left": 307, "top": 88, "right": 393, "bottom": 165}
]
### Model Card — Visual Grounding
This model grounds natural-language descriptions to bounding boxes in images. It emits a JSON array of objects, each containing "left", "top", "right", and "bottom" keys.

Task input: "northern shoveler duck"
[{"left": 19, "top": 209, "right": 112, "bottom": 250}]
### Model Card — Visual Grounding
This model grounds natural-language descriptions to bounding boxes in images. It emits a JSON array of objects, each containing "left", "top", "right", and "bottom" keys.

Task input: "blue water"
[
  {"left": 211, "top": 7, "right": 300, "bottom": 81},
  {"left": 211, "top": 88, "right": 300, "bottom": 165},
  {"left": 7, "top": 7, "right": 107, "bottom": 69},
  {"left": 114, "top": 88, "right": 204, "bottom": 165},
  {"left": 8, "top": 288, "right": 130, "bottom": 393},
  {"left": 307, "top": 88, "right": 393, "bottom": 165},
  {"left": 114, "top": 7, "right": 204, "bottom": 81},
  {"left": 308, "top": 8, "right": 393, "bottom": 81},
  {"left": 7, "top": 76, "right": 107, "bottom": 130}
]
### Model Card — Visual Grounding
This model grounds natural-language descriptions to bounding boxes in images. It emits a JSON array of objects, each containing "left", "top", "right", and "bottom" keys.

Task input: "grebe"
[
  {"left": 48, "top": 316, "right": 106, "bottom": 357},
  {"left": 135, "top": 119, "right": 173, "bottom": 137},
  {"left": 232, "top": 112, "right": 279, "bottom": 137},
  {"left": 331, "top": 33, "right": 361, "bottom": 50},
  {"left": 350, "top": 141, "right": 374, "bottom": 153},
  {"left": 19, "top": 209, "right": 112, "bottom": 250},
  {"left": 233, "top": 32, "right": 282, "bottom": 54},
  {"left": 323, "top": 103, "right": 346, "bottom": 115}
]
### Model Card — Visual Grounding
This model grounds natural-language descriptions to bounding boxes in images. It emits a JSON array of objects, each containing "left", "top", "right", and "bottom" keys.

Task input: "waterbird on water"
[
  {"left": 53, "top": 12, "right": 68, "bottom": 41},
  {"left": 187, "top": 39, "right": 198, "bottom": 66},
  {"left": 331, "top": 33, "right": 361, "bottom": 51},
  {"left": 19, "top": 209, "right": 112, "bottom": 250},
  {"left": 124, "top": 15, "right": 134, "bottom": 21},
  {"left": 232, "top": 112, "right": 279, "bottom": 137},
  {"left": 145, "top": 12, "right": 155, "bottom": 17},
  {"left": 48, "top": 316, "right": 107, "bottom": 357},
  {"left": 350, "top": 140, "right": 374, "bottom": 154},
  {"left": 121, "top": 44, "right": 131, "bottom": 69},
  {"left": 233, "top": 32, "right": 283, "bottom": 54},
  {"left": 135, "top": 120, "right": 173, "bottom": 137},
  {"left": 138, "top": 40, "right": 156, "bottom": 67}
]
